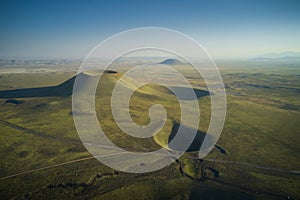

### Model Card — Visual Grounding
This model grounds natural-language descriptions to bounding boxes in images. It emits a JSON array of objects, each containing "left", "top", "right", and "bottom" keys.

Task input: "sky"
[{"left": 0, "top": 0, "right": 299, "bottom": 59}]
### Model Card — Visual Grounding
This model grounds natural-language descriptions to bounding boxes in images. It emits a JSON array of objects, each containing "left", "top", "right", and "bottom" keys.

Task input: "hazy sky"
[{"left": 0, "top": 0, "right": 299, "bottom": 59}]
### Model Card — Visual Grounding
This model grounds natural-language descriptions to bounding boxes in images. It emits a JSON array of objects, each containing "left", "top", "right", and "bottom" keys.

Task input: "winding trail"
[
  {"left": 189, "top": 157, "right": 300, "bottom": 175},
  {"left": 0, "top": 152, "right": 127, "bottom": 181},
  {"left": 0, "top": 117, "right": 299, "bottom": 181},
  {"left": 0, "top": 118, "right": 81, "bottom": 145}
]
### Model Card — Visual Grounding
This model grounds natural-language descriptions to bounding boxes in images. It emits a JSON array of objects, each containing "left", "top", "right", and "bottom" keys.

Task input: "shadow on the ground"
[
  {"left": 168, "top": 122, "right": 213, "bottom": 152},
  {"left": 0, "top": 76, "right": 76, "bottom": 98},
  {"left": 169, "top": 86, "right": 210, "bottom": 100}
]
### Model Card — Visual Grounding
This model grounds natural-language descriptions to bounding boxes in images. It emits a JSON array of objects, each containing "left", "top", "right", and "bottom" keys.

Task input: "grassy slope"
[{"left": 0, "top": 67, "right": 299, "bottom": 199}]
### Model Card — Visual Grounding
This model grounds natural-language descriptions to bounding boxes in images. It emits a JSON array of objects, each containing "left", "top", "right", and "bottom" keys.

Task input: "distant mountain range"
[{"left": 251, "top": 51, "right": 300, "bottom": 60}]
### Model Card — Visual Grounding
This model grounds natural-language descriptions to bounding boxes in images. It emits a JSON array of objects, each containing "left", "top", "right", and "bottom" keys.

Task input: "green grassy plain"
[{"left": 0, "top": 62, "right": 299, "bottom": 199}]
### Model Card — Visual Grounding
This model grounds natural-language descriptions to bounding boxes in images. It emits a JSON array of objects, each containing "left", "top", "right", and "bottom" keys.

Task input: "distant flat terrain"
[{"left": 0, "top": 61, "right": 299, "bottom": 199}]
